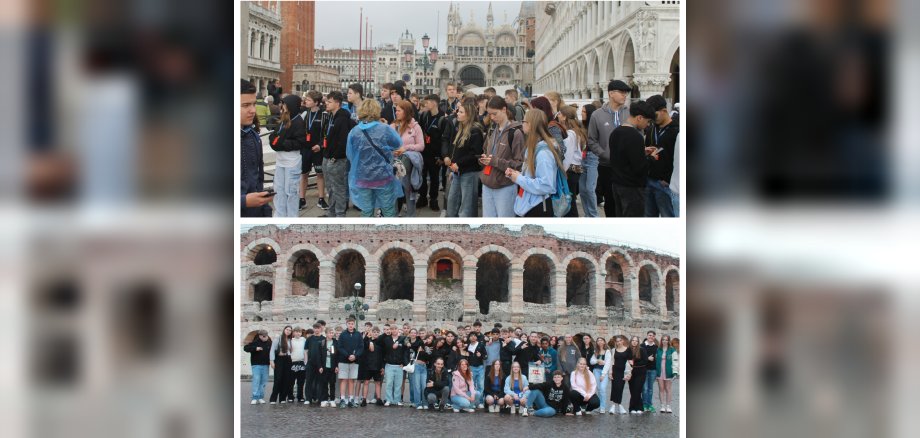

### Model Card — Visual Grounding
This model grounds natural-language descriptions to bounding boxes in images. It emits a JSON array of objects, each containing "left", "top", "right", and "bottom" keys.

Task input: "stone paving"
[{"left": 241, "top": 380, "right": 680, "bottom": 437}]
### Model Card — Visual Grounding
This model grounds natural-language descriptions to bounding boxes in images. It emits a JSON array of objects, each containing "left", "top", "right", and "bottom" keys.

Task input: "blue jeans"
[
  {"left": 384, "top": 364, "right": 403, "bottom": 403},
  {"left": 351, "top": 187, "right": 398, "bottom": 217},
  {"left": 470, "top": 365, "right": 485, "bottom": 404},
  {"left": 593, "top": 368, "right": 609, "bottom": 411},
  {"left": 579, "top": 151, "right": 599, "bottom": 217},
  {"left": 481, "top": 184, "right": 516, "bottom": 217},
  {"left": 273, "top": 161, "right": 301, "bottom": 217},
  {"left": 670, "top": 189, "right": 679, "bottom": 217},
  {"left": 451, "top": 394, "right": 474, "bottom": 410},
  {"left": 645, "top": 178, "right": 675, "bottom": 217},
  {"left": 446, "top": 171, "right": 480, "bottom": 217},
  {"left": 251, "top": 364, "right": 269, "bottom": 400},
  {"left": 409, "top": 363, "right": 427, "bottom": 405},
  {"left": 643, "top": 369, "right": 658, "bottom": 407},
  {"left": 526, "top": 390, "right": 558, "bottom": 417}
]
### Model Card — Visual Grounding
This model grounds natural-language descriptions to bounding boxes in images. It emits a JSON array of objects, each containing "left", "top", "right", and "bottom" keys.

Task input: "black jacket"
[
  {"left": 645, "top": 121, "right": 679, "bottom": 182},
  {"left": 382, "top": 335, "right": 406, "bottom": 366},
  {"left": 304, "top": 109, "right": 325, "bottom": 156},
  {"left": 609, "top": 125, "right": 651, "bottom": 188},
  {"left": 513, "top": 341, "right": 540, "bottom": 375},
  {"left": 641, "top": 342, "right": 659, "bottom": 369},
  {"left": 240, "top": 126, "right": 270, "bottom": 217},
  {"left": 382, "top": 100, "right": 397, "bottom": 125},
  {"left": 363, "top": 334, "right": 383, "bottom": 371},
  {"left": 403, "top": 337, "right": 423, "bottom": 364},
  {"left": 322, "top": 108, "right": 352, "bottom": 159},
  {"left": 420, "top": 110, "right": 447, "bottom": 159},
  {"left": 466, "top": 341, "right": 487, "bottom": 367},
  {"left": 531, "top": 381, "right": 572, "bottom": 415},
  {"left": 444, "top": 124, "right": 484, "bottom": 175},
  {"left": 425, "top": 367, "right": 452, "bottom": 397},
  {"left": 306, "top": 335, "right": 325, "bottom": 368},
  {"left": 316, "top": 337, "right": 339, "bottom": 369},
  {"left": 499, "top": 338, "right": 518, "bottom": 364},
  {"left": 268, "top": 114, "right": 307, "bottom": 153},
  {"left": 243, "top": 336, "right": 272, "bottom": 366}
]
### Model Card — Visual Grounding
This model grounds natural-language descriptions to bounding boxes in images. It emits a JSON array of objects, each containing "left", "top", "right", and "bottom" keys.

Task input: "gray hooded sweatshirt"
[{"left": 587, "top": 102, "right": 631, "bottom": 167}]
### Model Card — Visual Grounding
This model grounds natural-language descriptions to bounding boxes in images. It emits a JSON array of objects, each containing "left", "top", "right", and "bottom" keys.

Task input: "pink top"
[
  {"left": 451, "top": 370, "right": 476, "bottom": 397},
  {"left": 569, "top": 370, "right": 598, "bottom": 398},
  {"left": 391, "top": 119, "right": 424, "bottom": 152}
]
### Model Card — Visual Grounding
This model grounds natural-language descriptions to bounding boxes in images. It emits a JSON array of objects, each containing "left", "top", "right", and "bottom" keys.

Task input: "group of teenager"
[
  {"left": 245, "top": 318, "right": 680, "bottom": 417},
  {"left": 240, "top": 78, "right": 680, "bottom": 218}
]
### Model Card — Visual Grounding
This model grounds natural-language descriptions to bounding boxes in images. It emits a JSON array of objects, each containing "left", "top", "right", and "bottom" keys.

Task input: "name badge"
[
  {"left": 306, "top": 133, "right": 311, "bottom": 142},
  {"left": 518, "top": 186, "right": 524, "bottom": 198},
  {"left": 323, "top": 138, "right": 327, "bottom": 148},
  {"left": 482, "top": 165, "right": 492, "bottom": 175},
  {"left": 425, "top": 135, "right": 431, "bottom": 144}
]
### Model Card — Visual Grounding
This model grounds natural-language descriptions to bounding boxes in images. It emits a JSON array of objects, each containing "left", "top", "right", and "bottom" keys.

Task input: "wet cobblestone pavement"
[{"left": 241, "top": 381, "right": 680, "bottom": 437}]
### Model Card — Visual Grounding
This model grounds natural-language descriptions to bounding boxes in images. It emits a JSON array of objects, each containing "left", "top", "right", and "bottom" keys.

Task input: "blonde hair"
[
  {"left": 576, "top": 357, "right": 594, "bottom": 393},
  {"left": 510, "top": 361, "right": 524, "bottom": 390},
  {"left": 545, "top": 91, "right": 565, "bottom": 112},
  {"left": 522, "top": 109, "right": 564, "bottom": 175},
  {"left": 559, "top": 105, "right": 587, "bottom": 148},
  {"left": 357, "top": 98, "right": 381, "bottom": 122},
  {"left": 453, "top": 101, "right": 482, "bottom": 149}
]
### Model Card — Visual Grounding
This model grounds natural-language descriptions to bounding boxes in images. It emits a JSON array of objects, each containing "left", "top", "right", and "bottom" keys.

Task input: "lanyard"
[
  {"left": 655, "top": 125, "right": 669, "bottom": 144},
  {"left": 491, "top": 122, "right": 508, "bottom": 155},
  {"left": 326, "top": 117, "right": 334, "bottom": 137},
  {"left": 605, "top": 105, "right": 620, "bottom": 125},
  {"left": 307, "top": 110, "right": 318, "bottom": 129},
  {"left": 427, "top": 114, "right": 440, "bottom": 133}
]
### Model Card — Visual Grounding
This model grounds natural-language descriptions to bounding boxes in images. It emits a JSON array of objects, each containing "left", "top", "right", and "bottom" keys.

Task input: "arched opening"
[
  {"left": 493, "top": 65, "right": 514, "bottom": 85},
  {"left": 605, "top": 45, "right": 615, "bottom": 83},
  {"left": 664, "top": 48, "right": 680, "bottom": 105},
  {"left": 379, "top": 249, "right": 414, "bottom": 302},
  {"left": 290, "top": 250, "right": 319, "bottom": 296},
  {"left": 253, "top": 245, "right": 277, "bottom": 265},
  {"left": 665, "top": 269, "right": 679, "bottom": 312},
  {"left": 476, "top": 252, "right": 510, "bottom": 314},
  {"left": 566, "top": 258, "right": 593, "bottom": 306},
  {"left": 426, "top": 248, "right": 463, "bottom": 321},
  {"left": 622, "top": 37, "right": 638, "bottom": 98},
  {"left": 638, "top": 264, "right": 659, "bottom": 304},
  {"left": 523, "top": 255, "right": 553, "bottom": 304},
  {"left": 436, "top": 260, "right": 453, "bottom": 279},
  {"left": 459, "top": 65, "right": 485, "bottom": 87},
  {"left": 334, "top": 250, "right": 366, "bottom": 298},
  {"left": 253, "top": 281, "right": 273, "bottom": 302},
  {"left": 605, "top": 256, "right": 626, "bottom": 308}
]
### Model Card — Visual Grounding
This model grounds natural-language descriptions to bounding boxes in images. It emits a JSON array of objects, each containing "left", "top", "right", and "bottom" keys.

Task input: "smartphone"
[{"left": 264, "top": 189, "right": 276, "bottom": 196}]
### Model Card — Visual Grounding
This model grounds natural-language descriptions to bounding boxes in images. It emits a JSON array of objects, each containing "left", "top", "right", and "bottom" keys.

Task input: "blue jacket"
[
  {"left": 513, "top": 141, "right": 558, "bottom": 216},
  {"left": 337, "top": 328, "right": 364, "bottom": 363},
  {"left": 240, "top": 125, "right": 270, "bottom": 217}
]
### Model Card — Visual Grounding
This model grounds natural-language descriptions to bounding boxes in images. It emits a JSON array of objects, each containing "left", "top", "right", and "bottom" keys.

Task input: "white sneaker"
[
  {"left": 384, "top": 401, "right": 391, "bottom": 407},
  {"left": 477, "top": 403, "right": 484, "bottom": 409},
  {"left": 369, "top": 399, "right": 377, "bottom": 404},
  {"left": 397, "top": 402, "right": 403, "bottom": 407},
  {"left": 416, "top": 405, "right": 424, "bottom": 410},
  {"left": 269, "top": 401, "right": 276, "bottom": 405},
  {"left": 510, "top": 406, "right": 516, "bottom": 414},
  {"left": 576, "top": 410, "right": 583, "bottom": 416},
  {"left": 251, "top": 400, "right": 258, "bottom": 405},
  {"left": 303, "top": 401, "right": 310, "bottom": 405},
  {"left": 599, "top": 408, "right": 606, "bottom": 414},
  {"left": 258, "top": 399, "right": 266, "bottom": 404},
  {"left": 521, "top": 407, "right": 528, "bottom": 417},
  {"left": 464, "top": 408, "right": 475, "bottom": 413},
  {"left": 453, "top": 408, "right": 460, "bottom": 413},
  {"left": 619, "top": 405, "right": 628, "bottom": 414}
]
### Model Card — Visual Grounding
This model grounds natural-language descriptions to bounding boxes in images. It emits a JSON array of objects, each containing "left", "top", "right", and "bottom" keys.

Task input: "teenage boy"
[
  {"left": 382, "top": 325, "right": 406, "bottom": 406},
  {"left": 505, "top": 88, "right": 525, "bottom": 122},
  {"left": 417, "top": 94, "right": 446, "bottom": 211},
  {"left": 336, "top": 318, "right": 364, "bottom": 408},
  {"left": 290, "top": 327, "right": 308, "bottom": 402},
  {"left": 641, "top": 330, "right": 659, "bottom": 412},
  {"left": 587, "top": 80, "right": 632, "bottom": 217},
  {"left": 355, "top": 321, "right": 374, "bottom": 406},
  {"left": 345, "top": 83, "right": 364, "bottom": 123},
  {"left": 467, "top": 332, "right": 487, "bottom": 408},
  {"left": 301, "top": 90, "right": 328, "bottom": 210},
  {"left": 243, "top": 330, "right": 272, "bottom": 404},
  {"left": 317, "top": 328, "right": 339, "bottom": 407},
  {"left": 363, "top": 326, "right": 384, "bottom": 405},
  {"left": 305, "top": 322, "right": 325, "bottom": 404},
  {"left": 240, "top": 80, "right": 273, "bottom": 217},
  {"left": 643, "top": 94, "right": 679, "bottom": 217},
  {"left": 609, "top": 100, "right": 659, "bottom": 217},
  {"left": 321, "top": 91, "right": 353, "bottom": 218}
]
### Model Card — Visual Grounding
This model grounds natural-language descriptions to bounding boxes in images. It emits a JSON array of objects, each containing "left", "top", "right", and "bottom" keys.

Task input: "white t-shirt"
[
  {"left": 290, "top": 337, "right": 307, "bottom": 362},
  {"left": 562, "top": 129, "right": 583, "bottom": 171}
]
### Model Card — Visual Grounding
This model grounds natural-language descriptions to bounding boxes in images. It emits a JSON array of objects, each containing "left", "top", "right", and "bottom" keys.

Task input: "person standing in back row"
[
  {"left": 321, "top": 91, "right": 353, "bottom": 218},
  {"left": 609, "top": 101, "right": 659, "bottom": 217},
  {"left": 643, "top": 95, "right": 679, "bottom": 217},
  {"left": 587, "top": 80, "right": 632, "bottom": 217}
]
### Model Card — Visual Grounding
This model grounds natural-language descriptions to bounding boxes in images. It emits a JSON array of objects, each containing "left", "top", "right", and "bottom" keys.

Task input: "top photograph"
[{"left": 240, "top": 1, "right": 682, "bottom": 218}]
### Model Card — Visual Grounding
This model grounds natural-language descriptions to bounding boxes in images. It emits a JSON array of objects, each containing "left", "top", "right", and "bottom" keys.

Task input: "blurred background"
[
  {"left": 689, "top": 0, "right": 919, "bottom": 437},
  {"left": 5, "top": 0, "right": 920, "bottom": 436}
]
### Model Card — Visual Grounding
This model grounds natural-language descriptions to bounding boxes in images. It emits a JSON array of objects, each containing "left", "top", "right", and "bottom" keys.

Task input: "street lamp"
[
  {"left": 343, "top": 282, "right": 369, "bottom": 321},
  {"left": 415, "top": 33, "right": 438, "bottom": 95}
]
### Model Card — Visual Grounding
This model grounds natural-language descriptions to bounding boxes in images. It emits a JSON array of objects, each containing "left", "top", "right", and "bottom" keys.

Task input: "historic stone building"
[
  {"left": 279, "top": 1, "right": 315, "bottom": 94},
  {"left": 244, "top": 1, "right": 283, "bottom": 98},
  {"left": 290, "top": 64, "right": 340, "bottom": 94},
  {"left": 534, "top": 1, "right": 680, "bottom": 104},
  {"left": 433, "top": 2, "right": 536, "bottom": 93},
  {"left": 240, "top": 225, "right": 680, "bottom": 373},
  {"left": 315, "top": 47, "right": 376, "bottom": 94}
]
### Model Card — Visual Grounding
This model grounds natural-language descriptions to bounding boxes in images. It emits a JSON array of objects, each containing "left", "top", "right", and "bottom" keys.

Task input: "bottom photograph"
[{"left": 238, "top": 224, "right": 681, "bottom": 436}]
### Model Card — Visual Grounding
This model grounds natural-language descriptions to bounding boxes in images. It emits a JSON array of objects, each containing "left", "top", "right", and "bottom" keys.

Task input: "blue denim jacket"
[{"left": 513, "top": 141, "right": 557, "bottom": 216}]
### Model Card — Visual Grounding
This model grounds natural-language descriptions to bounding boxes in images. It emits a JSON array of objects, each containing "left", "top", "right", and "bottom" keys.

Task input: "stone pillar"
[
  {"left": 462, "top": 263, "right": 478, "bottom": 321},
  {"left": 594, "top": 270, "right": 607, "bottom": 320},
  {"left": 365, "top": 262, "right": 381, "bottom": 322},
  {"left": 632, "top": 73, "right": 671, "bottom": 99},
  {"left": 553, "top": 270, "right": 567, "bottom": 325},
  {"left": 413, "top": 263, "right": 428, "bottom": 322},
  {"left": 317, "top": 260, "right": 333, "bottom": 321},
  {"left": 241, "top": 264, "right": 251, "bottom": 301},
  {"left": 510, "top": 266, "right": 524, "bottom": 323},
  {"left": 628, "top": 268, "right": 641, "bottom": 319},
  {"left": 273, "top": 263, "right": 289, "bottom": 321},
  {"left": 656, "top": 274, "right": 668, "bottom": 318}
]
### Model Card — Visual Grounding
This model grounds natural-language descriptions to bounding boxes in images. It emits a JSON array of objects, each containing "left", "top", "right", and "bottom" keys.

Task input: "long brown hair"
[
  {"left": 457, "top": 358, "right": 472, "bottom": 382},
  {"left": 523, "top": 109, "right": 564, "bottom": 175},
  {"left": 394, "top": 100, "right": 415, "bottom": 136},
  {"left": 278, "top": 325, "right": 293, "bottom": 354},
  {"left": 559, "top": 105, "right": 587, "bottom": 148},
  {"left": 453, "top": 101, "right": 482, "bottom": 148},
  {"left": 629, "top": 336, "right": 642, "bottom": 359},
  {"left": 488, "top": 359, "right": 504, "bottom": 381}
]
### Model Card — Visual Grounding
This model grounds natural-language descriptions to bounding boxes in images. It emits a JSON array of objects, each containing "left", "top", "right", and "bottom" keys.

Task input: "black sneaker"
[
  {"left": 416, "top": 197, "right": 428, "bottom": 209},
  {"left": 376, "top": 399, "right": 385, "bottom": 406},
  {"left": 317, "top": 198, "right": 329, "bottom": 210},
  {"left": 430, "top": 199, "right": 440, "bottom": 211},
  {"left": 360, "top": 399, "right": 367, "bottom": 407},
  {"left": 338, "top": 399, "right": 346, "bottom": 408},
  {"left": 299, "top": 198, "right": 306, "bottom": 209}
]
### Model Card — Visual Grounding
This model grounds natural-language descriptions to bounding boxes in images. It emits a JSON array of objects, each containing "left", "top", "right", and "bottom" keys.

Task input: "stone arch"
[
  {"left": 522, "top": 254, "right": 554, "bottom": 304},
  {"left": 620, "top": 31, "right": 637, "bottom": 81},
  {"left": 591, "top": 46, "right": 602, "bottom": 86},
  {"left": 424, "top": 242, "right": 466, "bottom": 280},
  {"left": 286, "top": 245, "right": 322, "bottom": 295},
  {"left": 473, "top": 245, "right": 513, "bottom": 314},
  {"left": 564, "top": 255, "right": 596, "bottom": 307},
  {"left": 459, "top": 65, "right": 486, "bottom": 87},
  {"left": 242, "top": 237, "right": 282, "bottom": 264},
  {"left": 579, "top": 57, "right": 588, "bottom": 91},
  {"left": 493, "top": 65, "right": 514, "bottom": 85},
  {"left": 664, "top": 265, "right": 679, "bottom": 312},
  {"left": 331, "top": 243, "right": 370, "bottom": 298},
  {"left": 378, "top": 246, "right": 415, "bottom": 302},
  {"left": 602, "top": 39, "right": 616, "bottom": 83},
  {"left": 636, "top": 260, "right": 662, "bottom": 306},
  {"left": 601, "top": 248, "right": 633, "bottom": 309}
]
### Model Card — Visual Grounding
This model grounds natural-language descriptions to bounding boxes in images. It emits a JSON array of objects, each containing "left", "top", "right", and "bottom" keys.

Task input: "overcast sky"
[
  {"left": 239, "top": 223, "right": 682, "bottom": 256},
  {"left": 314, "top": 0, "right": 524, "bottom": 52}
]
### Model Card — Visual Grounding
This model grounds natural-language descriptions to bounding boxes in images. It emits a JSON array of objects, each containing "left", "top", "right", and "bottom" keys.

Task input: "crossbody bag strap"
[{"left": 360, "top": 128, "right": 392, "bottom": 163}]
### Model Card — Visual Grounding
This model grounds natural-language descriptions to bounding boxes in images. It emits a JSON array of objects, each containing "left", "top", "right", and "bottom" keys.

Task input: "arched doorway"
[
  {"left": 253, "top": 245, "right": 277, "bottom": 265},
  {"left": 638, "top": 263, "right": 660, "bottom": 311},
  {"left": 253, "top": 280, "right": 273, "bottom": 302},
  {"left": 459, "top": 65, "right": 485, "bottom": 87},
  {"left": 426, "top": 247, "right": 464, "bottom": 321},
  {"left": 665, "top": 269, "right": 679, "bottom": 312},
  {"left": 664, "top": 48, "right": 680, "bottom": 106},
  {"left": 605, "top": 256, "right": 626, "bottom": 308},
  {"left": 566, "top": 258, "right": 594, "bottom": 306},
  {"left": 290, "top": 250, "right": 319, "bottom": 296},
  {"left": 476, "top": 252, "right": 510, "bottom": 314},
  {"left": 334, "top": 250, "right": 366, "bottom": 298},
  {"left": 523, "top": 255, "right": 554, "bottom": 305},
  {"left": 379, "top": 249, "right": 414, "bottom": 302}
]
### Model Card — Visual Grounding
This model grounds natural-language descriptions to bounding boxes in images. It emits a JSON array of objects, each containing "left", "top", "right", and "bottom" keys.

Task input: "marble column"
[
  {"left": 553, "top": 270, "right": 567, "bottom": 325},
  {"left": 365, "top": 263, "right": 381, "bottom": 321},
  {"left": 462, "top": 263, "right": 478, "bottom": 321},
  {"left": 317, "top": 260, "right": 333, "bottom": 320},
  {"left": 510, "top": 266, "right": 524, "bottom": 323},
  {"left": 413, "top": 263, "right": 428, "bottom": 322}
]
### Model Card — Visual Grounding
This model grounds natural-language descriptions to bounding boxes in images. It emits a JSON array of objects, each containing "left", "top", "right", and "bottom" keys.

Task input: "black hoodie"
[
  {"left": 531, "top": 380, "right": 572, "bottom": 415},
  {"left": 444, "top": 123, "right": 484, "bottom": 174},
  {"left": 322, "top": 107, "right": 352, "bottom": 160},
  {"left": 243, "top": 336, "right": 273, "bottom": 366},
  {"left": 268, "top": 95, "right": 307, "bottom": 153}
]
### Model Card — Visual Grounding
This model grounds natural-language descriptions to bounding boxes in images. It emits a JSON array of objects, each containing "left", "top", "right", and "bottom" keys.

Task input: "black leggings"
[
  {"left": 304, "top": 367, "right": 315, "bottom": 401},
  {"left": 610, "top": 375, "right": 627, "bottom": 404},
  {"left": 521, "top": 198, "right": 554, "bottom": 217},
  {"left": 318, "top": 367, "right": 337, "bottom": 401},
  {"left": 598, "top": 165, "right": 615, "bottom": 217},
  {"left": 628, "top": 367, "right": 647, "bottom": 411},
  {"left": 569, "top": 390, "right": 600, "bottom": 412},
  {"left": 291, "top": 361, "right": 306, "bottom": 400},
  {"left": 269, "top": 355, "right": 292, "bottom": 402},
  {"left": 418, "top": 154, "right": 440, "bottom": 202},
  {"left": 565, "top": 169, "right": 580, "bottom": 217}
]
